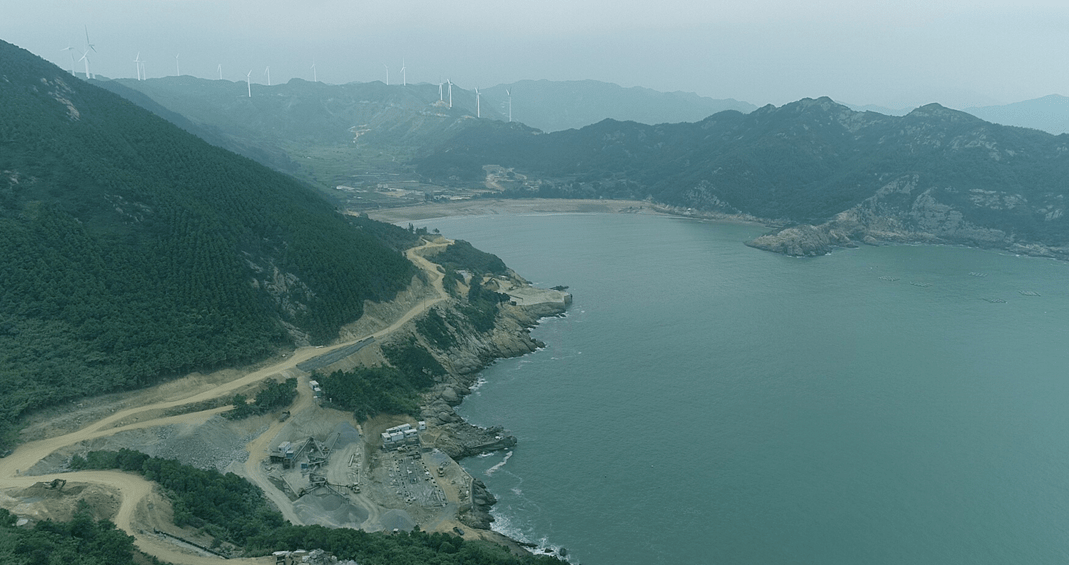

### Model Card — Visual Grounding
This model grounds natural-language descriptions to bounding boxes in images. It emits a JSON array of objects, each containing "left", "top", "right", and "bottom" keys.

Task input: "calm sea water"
[{"left": 417, "top": 213, "right": 1069, "bottom": 565}]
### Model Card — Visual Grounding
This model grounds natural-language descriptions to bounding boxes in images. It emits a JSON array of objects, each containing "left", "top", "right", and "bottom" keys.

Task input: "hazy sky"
[{"left": 3, "top": 0, "right": 1067, "bottom": 109}]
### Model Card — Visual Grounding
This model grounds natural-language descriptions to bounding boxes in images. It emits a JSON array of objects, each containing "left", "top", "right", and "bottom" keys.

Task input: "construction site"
[{"left": 254, "top": 399, "right": 480, "bottom": 536}]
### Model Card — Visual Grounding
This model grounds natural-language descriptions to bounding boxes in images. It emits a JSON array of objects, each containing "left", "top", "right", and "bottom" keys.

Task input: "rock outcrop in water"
[
  {"left": 459, "top": 478, "right": 498, "bottom": 529},
  {"left": 746, "top": 224, "right": 855, "bottom": 256}
]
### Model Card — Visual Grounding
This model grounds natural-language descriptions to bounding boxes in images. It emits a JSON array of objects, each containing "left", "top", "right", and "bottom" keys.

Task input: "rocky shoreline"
[{"left": 392, "top": 275, "right": 571, "bottom": 531}]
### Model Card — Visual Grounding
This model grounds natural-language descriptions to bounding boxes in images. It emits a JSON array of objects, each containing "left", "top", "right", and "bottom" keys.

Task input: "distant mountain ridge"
[
  {"left": 482, "top": 79, "right": 756, "bottom": 132},
  {"left": 109, "top": 76, "right": 493, "bottom": 157},
  {"left": 966, "top": 94, "right": 1069, "bottom": 135},
  {"left": 102, "top": 75, "right": 501, "bottom": 192},
  {"left": 415, "top": 97, "right": 1069, "bottom": 257},
  {"left": 839, "top": 95, "right": 1069, "bottom": 135},
  {"left": 104, "top": 76, "right": 758, "bottom": 195},
  {"left": 113, "top": 75, "right": 501, "bottom": 143}
]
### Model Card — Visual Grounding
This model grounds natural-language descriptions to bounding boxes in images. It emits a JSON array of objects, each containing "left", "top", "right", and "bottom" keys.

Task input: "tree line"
[{"left": 226, "top": 377, "right": 298, "bottom": 420}]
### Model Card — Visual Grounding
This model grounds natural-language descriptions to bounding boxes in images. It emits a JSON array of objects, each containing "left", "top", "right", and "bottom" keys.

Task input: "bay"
[{"left": 416, "top": 213, "right": 1069, "bottom": 565}]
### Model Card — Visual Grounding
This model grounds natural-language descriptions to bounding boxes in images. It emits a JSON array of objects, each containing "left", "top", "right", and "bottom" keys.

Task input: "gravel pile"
[
  {"left": 29, "top": 415, "right": 266, "bottom": 476},
  {"left": 378, "top": 509, "right": 416, "bottom": 532},
  {"left": 292, "top": 491, "right": 369, "bottom": 529},
  {"left": 152, "top": 416, "right": 266, "bottom": 473}
]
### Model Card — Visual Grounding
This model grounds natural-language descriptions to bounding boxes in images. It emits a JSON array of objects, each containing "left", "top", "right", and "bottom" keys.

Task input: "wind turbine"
[
  {"left": 475, "top": 87, "right": 480, "bottom": 118},
  {"left": 264, "top": 66, "right": 271, "bottom": 86},
  {"left": 246, "top": 70, "right": 252, "bottom": 97},
  {"left": 78, "top": 50, "right": 91, "bottom": 80},
  {"left": 217, "top": 64, "right": 222, "bottom": 80},
  {"left": 83, "top": 26, "right": 96, "bottom": 54},
  {"left": 400, "top": 59, "right": 406, "bottom": 86},
  {"left": 61, "top": 45, "right": 77, "bottom": 76},
  {"left": 447, "top": 79, "right": 452, "bottom": 108},
  {"left": 506, "top": 88, "right": 512, "bottom": 122},
  {"left": 311, "top": 60, "right": 317, "bottom": 82},
  {"left": 134, "top": 52, "right": 143, "bottom": 80},
  {"left": 81, "top": 26, "right": 96, "bottom": 79},
  {"left": 175, "top": 53, "right": 180, "bottom": 76},
  {"left": 438, "top": 81, "right": 443, "bottom": 101},
  {"left": 383, "top": 64, "right": 389, "bottom": 86}
]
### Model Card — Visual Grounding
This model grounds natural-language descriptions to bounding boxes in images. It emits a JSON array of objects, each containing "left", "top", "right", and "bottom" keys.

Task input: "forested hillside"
[
  {"left": 415, "top": 98, "right": 1069, "bottom": 251},
  {"left": 0, "top": 40, "right": 415, "bottom": 447},
  {"left": 0, "top": 505, "right": 152, "bottom": 565}
]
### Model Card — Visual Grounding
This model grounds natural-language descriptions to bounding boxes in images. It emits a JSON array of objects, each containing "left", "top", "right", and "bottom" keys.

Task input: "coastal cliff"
[
  {"left": 372, "top": 270, "right": 571, "bottom": 529},
  {"left": 412, "top": 283, "right": 569, "bottom": 459},
  {"left": 404, "top": 277, "right": 572, "bottom": 529}
]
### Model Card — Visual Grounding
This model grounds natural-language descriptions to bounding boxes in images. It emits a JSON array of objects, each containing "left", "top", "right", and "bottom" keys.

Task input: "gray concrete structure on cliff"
[{"left": 500, "top": 284, "right": 572, "bottom": 317}]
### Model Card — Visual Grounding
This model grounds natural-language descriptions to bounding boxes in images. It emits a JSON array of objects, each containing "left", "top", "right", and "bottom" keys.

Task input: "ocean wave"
[
  {"left": 486, "top": 489, "right": 575, "bottom": 563},
  {"left": 491, "top": 514, "right": 576, "bottom": 564},
  {"left": 485, "top": 451, "right": 513, "bottom": 476}
]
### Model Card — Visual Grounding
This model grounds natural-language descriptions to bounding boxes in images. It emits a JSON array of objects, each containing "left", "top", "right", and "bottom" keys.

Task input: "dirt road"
[
  {"left": 0, "top": 238, "right": 452, "bottom": 564},
  {"left": 236, "top": 237, "right": 451, "bottom": 525}
]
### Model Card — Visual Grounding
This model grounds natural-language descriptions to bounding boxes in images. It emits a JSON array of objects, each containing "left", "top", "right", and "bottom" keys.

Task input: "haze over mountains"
[
  {"left": 90, "top": 64, "right": 1069, "bottom": 260},
  {"left": 97, "top": 75, "right": 499, "bottom": 183},
  {"left": 105, "top": 76, "right": 758, "bottom": 139},
  {"left": 964, "top": 95, "right": 1069, "bottom": 135},
  {"left": 850, "top": 94, "right": 1069, "bottom": 135},
  {"left": 480, "top": 80, "right": 756, "bottom": 132},
  {"left": 105, "top": 71, "right": 1069, "bottom": 148}
]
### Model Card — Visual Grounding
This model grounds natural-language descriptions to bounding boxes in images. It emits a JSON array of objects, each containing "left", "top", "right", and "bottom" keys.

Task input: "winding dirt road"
[{"left": 0, "top": 238, "right": 451, "bottom": 564}]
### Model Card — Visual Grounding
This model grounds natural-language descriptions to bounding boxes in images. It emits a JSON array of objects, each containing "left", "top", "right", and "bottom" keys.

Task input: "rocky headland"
[
  {"left": 414, "top": 280, "right": 570, "bottom": 459},
  {"left": 371, "top": 270, "right": 571, "bottom": 530},
  {"left": 746, "top": 178, "right": 1069, "bottom": 260}
]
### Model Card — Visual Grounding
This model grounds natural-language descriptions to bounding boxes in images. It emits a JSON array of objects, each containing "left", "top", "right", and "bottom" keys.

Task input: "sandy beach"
[{"left": 363, "top": 198, "right": 660, "bottom": 224}]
